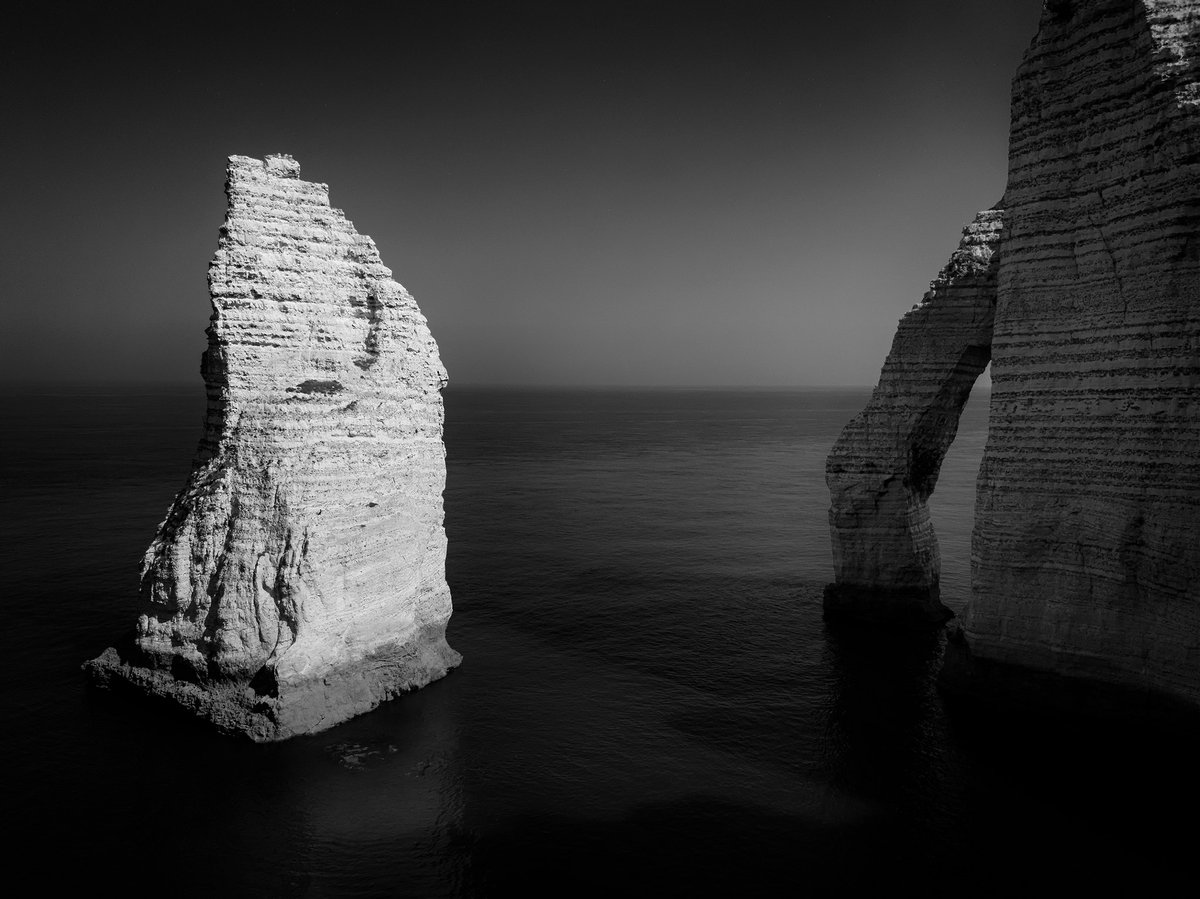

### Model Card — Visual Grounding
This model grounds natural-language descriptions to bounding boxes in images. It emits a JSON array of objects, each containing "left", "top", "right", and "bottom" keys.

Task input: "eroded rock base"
[{"left": 84, "top": 626, "right": 461, "bottom": 742}]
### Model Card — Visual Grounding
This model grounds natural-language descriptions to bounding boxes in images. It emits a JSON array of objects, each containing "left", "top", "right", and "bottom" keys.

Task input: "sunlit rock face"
[
  {"left": 952, "top": 0, "right": 1200, "bottom": 712},
  {"left": 86, "top": 154, "right": 461, "bottom": 740},
  {"left": 831, "top": 0, "right": 1200, "bottom": 714},
  {"left": 825, "top": 208, "right": 1001, "bottom": 626}
]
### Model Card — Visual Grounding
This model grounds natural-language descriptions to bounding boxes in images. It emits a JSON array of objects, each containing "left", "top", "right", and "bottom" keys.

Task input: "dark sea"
[{"left": 3, "top": 384, "right": 1196, "bottom": 896}]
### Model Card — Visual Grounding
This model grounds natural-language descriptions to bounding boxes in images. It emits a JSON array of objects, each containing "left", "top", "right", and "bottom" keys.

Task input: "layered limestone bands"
[
  {"left": 957, "top": 0, "right": 1200, "bottom": 711},
  {"left": 86, "top": 154, "right": 460, "bottom": 740},
  {"left": 825, "top": 209, "right": 1000, "bottom": 625},
  {"left": 831, "top": 0, "right": 1200, "bottom": 715}
]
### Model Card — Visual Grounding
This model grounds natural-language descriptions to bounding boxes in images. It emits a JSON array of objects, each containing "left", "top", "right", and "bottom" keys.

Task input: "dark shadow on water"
[
  {"left": 821, "top": 618, "right": 948, "bottom": 800},
  {"left": 817, "top": 620, "right": 1199, "bottom": 895},
  {"left": 447, "top": 796, "right": 906, "bottom": 897},
  {"left": 440, "top": 789, "right": 1187, "bottom": 898}
]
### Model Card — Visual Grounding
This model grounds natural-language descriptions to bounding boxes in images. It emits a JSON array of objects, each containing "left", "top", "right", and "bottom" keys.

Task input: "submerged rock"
[
  {"left": 828, "top": 0, "right": 1200, "bottom": 716},
  {"left": 85, "top": 154, "right": 460, "bottom": 740}
]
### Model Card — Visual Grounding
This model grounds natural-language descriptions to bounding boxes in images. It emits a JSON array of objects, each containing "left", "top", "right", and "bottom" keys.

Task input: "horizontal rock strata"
[
  {"left": 825, "top": 208, "right": 1001, "bottom": 626},
  {"left": 952, "top": 0, "right": 1200, "bottom": 712},
  {"left": 85, "top": 154, "right": 460, "bottom": 740},
  {"left": 830, "top": 0, "right": 1200, "bottom": 715}
]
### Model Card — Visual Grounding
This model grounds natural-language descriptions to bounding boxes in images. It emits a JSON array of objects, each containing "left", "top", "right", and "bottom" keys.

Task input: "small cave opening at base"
[{"left": 926, "top": 362, "right": 991, "bottom": 616}]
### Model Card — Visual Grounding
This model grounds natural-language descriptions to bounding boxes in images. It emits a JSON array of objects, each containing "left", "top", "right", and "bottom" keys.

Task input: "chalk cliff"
[
  {"left": 955, "top": 0, "right": 1200, "bottom": 713},
  {"left": 825, "top": 208, "right": 1001, "bottom": 626},
  {"left": 829, "top": 0, "right": 1200, "bottom": 714},
  {"left": 86, "top": 154, "right": 460, "bottom": 740}
]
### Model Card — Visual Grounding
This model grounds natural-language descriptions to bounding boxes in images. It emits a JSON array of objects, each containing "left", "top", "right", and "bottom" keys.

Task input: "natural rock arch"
[
  {"left": 824, "top": 207, "right": 1001, "bottom": 626},
  {"left": 829, "top": 0, "right": 1200, "bottom": 718}
]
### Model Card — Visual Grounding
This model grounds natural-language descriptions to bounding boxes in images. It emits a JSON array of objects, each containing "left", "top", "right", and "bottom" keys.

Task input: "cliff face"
[
  {"left": 830, "top": 0, "right": 1200, "bottom": 712},
  {"left": 825, "top": 209, "right": 1001, "bottom": 625},
  {"left": 86, "top": 154, "right": 461, "bottom": 740},
  {"left": 959, "top": 0, "right": 1200, "bottom": 709}
]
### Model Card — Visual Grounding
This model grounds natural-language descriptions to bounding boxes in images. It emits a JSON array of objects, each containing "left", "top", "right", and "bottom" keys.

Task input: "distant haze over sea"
[{"left": 2, "top": 3, "right": 1042, "bottom": 388}]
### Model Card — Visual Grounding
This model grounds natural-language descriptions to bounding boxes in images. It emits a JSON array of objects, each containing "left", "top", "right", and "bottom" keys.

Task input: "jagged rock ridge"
[
  {"left": 828, "top": 0, "right": 1200, "bottom": 715},
  {"left": 86, "top": 154, "right": 461, "bottom": 740}
]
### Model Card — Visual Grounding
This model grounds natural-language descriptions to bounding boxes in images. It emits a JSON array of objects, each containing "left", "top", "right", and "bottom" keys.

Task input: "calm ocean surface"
[{"left": 1, "top": 385, "right": 1193, "bottom": 895}]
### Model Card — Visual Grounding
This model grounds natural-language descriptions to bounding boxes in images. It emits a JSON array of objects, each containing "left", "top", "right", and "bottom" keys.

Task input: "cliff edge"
[{"left": 85, "top": 154, "right": 461, "bottom": 741}]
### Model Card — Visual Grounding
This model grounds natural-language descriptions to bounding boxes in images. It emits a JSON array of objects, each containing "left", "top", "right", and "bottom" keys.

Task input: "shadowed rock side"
[
  {"left": 825, "top": 209, "right": 1001, "bottom": 626},
  {"left": 85, "top": 154, "right": 461, "bottom": 740},
  {"left": 831, "top": 0, "right": 1200, "bottom": 716},
  {"left": 944, "top": 0, "right": 1200, "bottom": 714}
]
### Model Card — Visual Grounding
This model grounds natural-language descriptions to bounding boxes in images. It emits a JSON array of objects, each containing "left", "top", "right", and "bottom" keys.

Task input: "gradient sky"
[{"left": 2, "top": 0, "right": 1044, "bottom": 386}]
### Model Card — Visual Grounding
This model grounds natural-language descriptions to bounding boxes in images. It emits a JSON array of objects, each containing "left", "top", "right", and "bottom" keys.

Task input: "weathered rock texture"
[
  {"left": 957, "top": 0, "right": 1200, "bottom": 713},
  {"left": 86, "top": 154, "right": 460, "bottom": 740},
  {"left": 830, "top": 0, "right": 1200, "bottom": 714},
  {"left": 825, "top": 209, "right": 1001, "bottom": 626}
]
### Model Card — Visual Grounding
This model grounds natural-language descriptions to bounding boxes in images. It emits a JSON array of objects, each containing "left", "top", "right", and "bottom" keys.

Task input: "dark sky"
[{"left": 2, "top": 1, "right": 1044, "bottom": 387}]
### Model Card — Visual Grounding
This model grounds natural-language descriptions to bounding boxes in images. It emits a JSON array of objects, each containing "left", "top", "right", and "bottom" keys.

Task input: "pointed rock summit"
[{"left": 86, "top": 154, "right": 460, "bottom": 740}]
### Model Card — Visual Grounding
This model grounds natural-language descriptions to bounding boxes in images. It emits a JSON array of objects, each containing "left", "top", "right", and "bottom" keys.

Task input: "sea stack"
[
  {"left": 86, "top": 154, "right": 461, "bottom": 740},
  {"left": 828, "top": 0, "right": 1200, "bottom": 716}
]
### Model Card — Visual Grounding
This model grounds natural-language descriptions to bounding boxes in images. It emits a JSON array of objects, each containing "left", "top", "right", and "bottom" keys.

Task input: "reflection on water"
[{"left": 822, "top": 620, "right": 950, "bottom": 801}]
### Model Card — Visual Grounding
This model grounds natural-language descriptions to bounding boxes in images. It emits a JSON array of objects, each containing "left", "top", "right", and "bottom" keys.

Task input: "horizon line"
[{"left": 0, "top": 378, "right": 996, "bottom": 396}]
